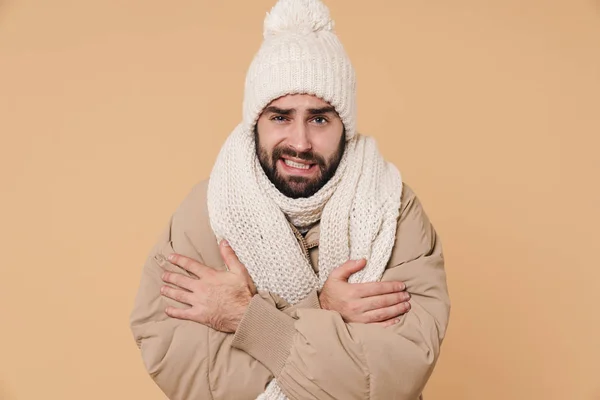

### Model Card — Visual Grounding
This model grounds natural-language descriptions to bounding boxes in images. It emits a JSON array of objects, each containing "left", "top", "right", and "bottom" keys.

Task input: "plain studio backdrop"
[{"left": 1, "top": 0, "right": 599, "bottom": 399}]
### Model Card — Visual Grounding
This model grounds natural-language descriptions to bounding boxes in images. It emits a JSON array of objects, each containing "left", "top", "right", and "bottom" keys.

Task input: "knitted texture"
[
  {"left": 206, "top": 124, "right": 402, "bottom": 400},
  {"left": 212, "top": 1, "right": 400, "bottom": 398},
  {"left": 243, "top": 0, "right": 357, "bottom": 140}
]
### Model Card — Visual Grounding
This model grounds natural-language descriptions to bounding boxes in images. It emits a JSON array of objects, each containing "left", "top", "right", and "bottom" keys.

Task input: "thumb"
[
  {"left": 219, "top": 240, "right": 246, "bottom": 275},
  {"left": 330, "top": 259, "right": 367, "bottom": 281}
]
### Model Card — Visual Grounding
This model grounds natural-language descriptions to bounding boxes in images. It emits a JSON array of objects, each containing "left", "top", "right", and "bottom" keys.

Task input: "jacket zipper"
[{"left": 290, "top": 224, "right": 310, "bottom": 260}]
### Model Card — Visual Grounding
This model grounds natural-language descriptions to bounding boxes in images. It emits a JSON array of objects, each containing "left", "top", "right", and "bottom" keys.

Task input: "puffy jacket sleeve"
[
  {"left": 231, "top": 185, "right": 451, "bottom": 400},
  {"left": 129, "top": 182, "right": 321, "bottom": 400}
]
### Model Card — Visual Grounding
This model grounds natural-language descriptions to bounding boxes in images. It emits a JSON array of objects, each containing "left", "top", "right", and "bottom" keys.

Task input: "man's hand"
[
  {"left": 319, "top": 259, "right": 411, "bottom": 327},
  {"left": 160, "top": 240, "right": 256, "bottom": 333}
]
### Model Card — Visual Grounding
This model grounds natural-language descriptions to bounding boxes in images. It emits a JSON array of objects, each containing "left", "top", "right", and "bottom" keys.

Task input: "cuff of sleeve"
[
  {"left": 294, "top": 289, "right": 321, "bottom": 309},
  {"left": 231, "top": 294, "right": 296, "bottom": 376}
]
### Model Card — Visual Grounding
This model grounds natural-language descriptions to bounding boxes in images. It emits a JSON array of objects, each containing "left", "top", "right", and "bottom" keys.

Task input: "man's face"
[{"left": 255, "top": 94, "right": 346, "bottom": 199}]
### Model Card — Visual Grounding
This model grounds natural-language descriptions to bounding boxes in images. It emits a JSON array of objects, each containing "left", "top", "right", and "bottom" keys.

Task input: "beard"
[{"left": 255, "top": 129, "right": 346, "bottom": 199}]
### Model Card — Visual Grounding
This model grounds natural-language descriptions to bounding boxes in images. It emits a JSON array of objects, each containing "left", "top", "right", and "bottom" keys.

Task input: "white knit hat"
[{"left": 242, "top": 0, "right": 357, "bottom": 140}]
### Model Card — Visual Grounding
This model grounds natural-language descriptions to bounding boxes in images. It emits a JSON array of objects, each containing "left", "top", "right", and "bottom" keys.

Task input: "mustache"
[{"left": 271, "top": 146, "right": 325, "bottom": 166}]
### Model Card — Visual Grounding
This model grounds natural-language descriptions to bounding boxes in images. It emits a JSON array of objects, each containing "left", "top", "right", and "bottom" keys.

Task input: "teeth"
[{"left": 284, "top": 159, "right": 311, "bottom": 170}]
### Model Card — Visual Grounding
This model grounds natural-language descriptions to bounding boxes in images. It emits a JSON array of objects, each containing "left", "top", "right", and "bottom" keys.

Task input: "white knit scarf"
[{"left": 207, "top": 124, "right": 403, "bottom": 399}]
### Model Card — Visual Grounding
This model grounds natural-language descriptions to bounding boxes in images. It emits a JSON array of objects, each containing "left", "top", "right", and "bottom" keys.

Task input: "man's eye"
[
  {"left": 272, "top": 116, "right": 288, "bottom": 122},
  {"left": 313, "top": 117, "right": 328, "bottom": 125}
]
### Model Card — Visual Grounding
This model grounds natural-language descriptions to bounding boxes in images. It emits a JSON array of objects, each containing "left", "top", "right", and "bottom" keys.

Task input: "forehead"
[{"left": 268, "top": 94, "right": 332, "bottom": 110}]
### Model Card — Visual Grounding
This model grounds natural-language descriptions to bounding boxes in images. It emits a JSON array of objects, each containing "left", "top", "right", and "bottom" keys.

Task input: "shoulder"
[
  {"left": 399, "top": 183, "right": 417, "bottom": 214},
  {"left": 172, "top": 179, "right": 210, "bottom": 232},
  {"left": 387, "top": 182, "right": 439, "bottom": 266},
  {"left": 398, "top": 183, "right": 429, "bottom": 226},
  {"left": 170, "top": 179, "right": 221, "bottom": 266}
]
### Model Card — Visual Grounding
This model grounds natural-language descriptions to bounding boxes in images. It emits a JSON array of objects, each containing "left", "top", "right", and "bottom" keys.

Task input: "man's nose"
[{"left": 288, "top": 121, "right": 312, "bottom": 153}]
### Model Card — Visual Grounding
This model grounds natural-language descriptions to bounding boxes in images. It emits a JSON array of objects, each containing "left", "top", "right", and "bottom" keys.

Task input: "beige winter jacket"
[{"left": 130, "top": 179, "right": 450, "bottom": 400}]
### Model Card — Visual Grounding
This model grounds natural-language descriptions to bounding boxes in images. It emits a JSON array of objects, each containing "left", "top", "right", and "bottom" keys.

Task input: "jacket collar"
[{"left": 304, "top": 222, "right": 321, "bottom": 247}]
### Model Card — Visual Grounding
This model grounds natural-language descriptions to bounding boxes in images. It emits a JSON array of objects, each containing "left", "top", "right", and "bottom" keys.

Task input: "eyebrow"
[
  {"left": 307, "top": 106, "right": 337, "bottom": 115},
  {"left": 263, "top": 106, "right": 338, "bottom": 116},
  {"left": 263, "top": 106, "right": 293, "bottom": 115}
]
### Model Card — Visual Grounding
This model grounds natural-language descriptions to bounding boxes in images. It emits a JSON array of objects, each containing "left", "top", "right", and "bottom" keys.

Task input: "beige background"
[{"left": 1, "top": 0, "right": 599, "bottom": 399}]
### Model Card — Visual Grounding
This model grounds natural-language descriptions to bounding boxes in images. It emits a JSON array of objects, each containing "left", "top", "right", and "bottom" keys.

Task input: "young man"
[{"left": 130, "top": 0, "right": 450, "bottom": 399}]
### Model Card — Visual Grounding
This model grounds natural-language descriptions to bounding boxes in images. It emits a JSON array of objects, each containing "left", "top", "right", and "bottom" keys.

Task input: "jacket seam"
[
  {"left": 358, "top": 338, "right": 372, "bottom": 399},
  {"left": 206, "top": 328, "right": 215, "bottom": 400}
]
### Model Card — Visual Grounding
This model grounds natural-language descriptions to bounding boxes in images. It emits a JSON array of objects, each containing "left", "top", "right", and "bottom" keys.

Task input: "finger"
[
  {"left": 161, "top": 285, "right": 193, "bottom": 306},
  {"left": 165, "top": 306, "right": 193, "bottom": 320},
  {"left": 362, "top": 291, "right": 411, "bottom": 312},
  {"left": 329, "top": 259, "right": 367, "bottom": 281},
  {"left": 168, "top": 254, "right": 212, "bottom": 278},
  {"left": 373, "top": 317, "right": 401, "bottom": 328},
  {"left": 219, "top": 240, "right": 246, "bottom": 275},
  {"left": 162, "top": 271, "right": 196, "bottom": 291},
  {"left": 355, "top": 280, "right": 406, "bottom": 297},
  {"left": 362, "top": 301, "right": 411, "bottom": 323}
]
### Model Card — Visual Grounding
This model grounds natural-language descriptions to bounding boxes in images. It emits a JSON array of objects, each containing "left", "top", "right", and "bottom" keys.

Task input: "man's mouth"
[
  {"left": 283, "top": 159, "right": 311, "bottom": 170},
  {"left": 278, "top": 157, "right": 317, "bottom": 174}
]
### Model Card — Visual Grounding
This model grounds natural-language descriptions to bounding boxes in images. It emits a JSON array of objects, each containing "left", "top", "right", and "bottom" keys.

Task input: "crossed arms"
[{"left": 129, "top": 182, "right": 450, "bottom": 400}]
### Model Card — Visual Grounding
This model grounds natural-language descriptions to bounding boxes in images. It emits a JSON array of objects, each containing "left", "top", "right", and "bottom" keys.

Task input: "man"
[{"left": 130, "top": 0, "right": 450, "bottom": 399}]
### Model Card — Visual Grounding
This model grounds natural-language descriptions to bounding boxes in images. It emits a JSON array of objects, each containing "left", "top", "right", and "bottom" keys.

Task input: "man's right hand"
[{"left": 319, "top": 259, "right": 410, "bottom": 327}]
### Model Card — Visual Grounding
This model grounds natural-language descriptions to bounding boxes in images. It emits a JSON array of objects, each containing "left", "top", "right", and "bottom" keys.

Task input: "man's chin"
[{"left": 275, "top": 177, "right": 321, "bottom": 199}]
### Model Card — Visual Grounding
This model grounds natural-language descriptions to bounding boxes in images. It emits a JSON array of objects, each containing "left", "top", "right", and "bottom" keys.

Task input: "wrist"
[{"left": 228, "top": 293, "right": 253, "bottom": 332}]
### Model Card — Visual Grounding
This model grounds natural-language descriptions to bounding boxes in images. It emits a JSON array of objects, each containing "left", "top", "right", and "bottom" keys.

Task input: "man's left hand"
[{"left": 160, "top": 240, "right": 256, "bottom": 333}]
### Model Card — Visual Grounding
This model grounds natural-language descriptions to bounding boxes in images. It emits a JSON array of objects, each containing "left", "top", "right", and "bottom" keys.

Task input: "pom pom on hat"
[{"left": 264, "top": 0, "right": 334, "bottom": 38}]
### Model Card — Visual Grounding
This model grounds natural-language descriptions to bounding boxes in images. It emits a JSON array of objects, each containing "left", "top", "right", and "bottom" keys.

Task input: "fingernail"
[
  {"left": 222, "top": 240, "right": 230, "bottom": 247},
  {"left": 160, "top": 286, "right": 165, "bottom": 293},
  {"left": 168, "top": 254, "right": 175, "bottom": 261},
  {"left": 395, "top": 318, "right": 401, "bottom": 324}
]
